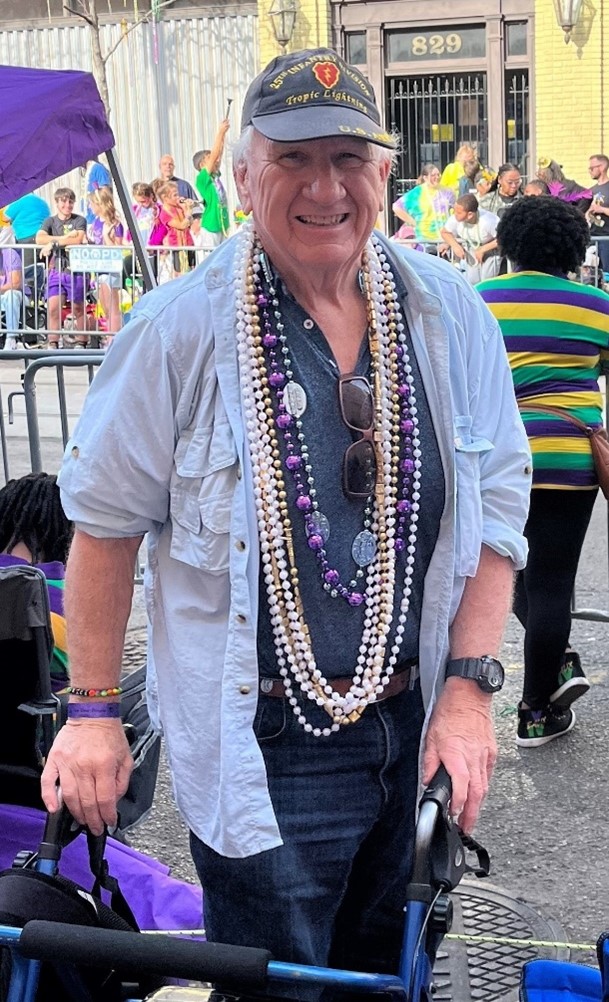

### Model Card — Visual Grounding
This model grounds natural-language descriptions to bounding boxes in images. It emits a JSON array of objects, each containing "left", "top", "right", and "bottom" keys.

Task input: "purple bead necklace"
[{"left": 254, "top": 250, "right": 417, "bottom": 607}]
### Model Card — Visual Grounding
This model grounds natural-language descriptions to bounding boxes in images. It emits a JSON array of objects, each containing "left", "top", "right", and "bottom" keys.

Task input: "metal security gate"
[
  {"left": 388, "top": 73, "right": 488, "bottom": 204},
  {"left": 505, "top": 69, "right": 530, "bottom": 178}
]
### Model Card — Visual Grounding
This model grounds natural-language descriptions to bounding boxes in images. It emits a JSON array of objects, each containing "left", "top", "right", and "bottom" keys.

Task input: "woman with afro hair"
[
  {"left": 0, "top": 472, "right": 73, "bottom": 687},
  {"left": 478, "top": 196, "right": 609, "bottom": 747}
]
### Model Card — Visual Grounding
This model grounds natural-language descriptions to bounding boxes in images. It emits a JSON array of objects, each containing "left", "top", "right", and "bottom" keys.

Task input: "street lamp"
[
  {"left": 553, "top": 0, "right": 584, "bottom": 42},
  {"left": 269, "top": 0, "right": 298, "bottom": 50}
]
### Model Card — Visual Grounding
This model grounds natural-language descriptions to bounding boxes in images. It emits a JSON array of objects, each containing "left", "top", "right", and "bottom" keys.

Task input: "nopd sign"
[{"left": 69, "top": 246, "right": 124, "bottom": 274}]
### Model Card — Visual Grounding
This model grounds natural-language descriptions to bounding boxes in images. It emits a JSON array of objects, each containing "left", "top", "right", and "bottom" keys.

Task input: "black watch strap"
[{"left": 445, "top": 656, "right": 504, "bottom": 693}]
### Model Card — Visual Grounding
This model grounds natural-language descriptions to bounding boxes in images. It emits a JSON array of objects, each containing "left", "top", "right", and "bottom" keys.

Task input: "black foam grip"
[
  {"left": 421, "top": 765, "right": 452, "bottom": 812},
  {"left": 19, "top": 922, "right": 272, "bottom": 989}
]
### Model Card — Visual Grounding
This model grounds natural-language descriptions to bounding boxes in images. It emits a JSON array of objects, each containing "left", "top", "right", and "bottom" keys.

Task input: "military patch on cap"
[{"left": 311, "top": 61, "right": 340, "bottom": 89}]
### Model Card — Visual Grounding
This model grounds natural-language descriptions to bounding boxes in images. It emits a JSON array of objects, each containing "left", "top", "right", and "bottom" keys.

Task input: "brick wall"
[
  {"left": 535, "top": 0, "right": 608, "bottom": 184},
  {"left": 257, "top": 0, "right": 331, "bottom": 68}
]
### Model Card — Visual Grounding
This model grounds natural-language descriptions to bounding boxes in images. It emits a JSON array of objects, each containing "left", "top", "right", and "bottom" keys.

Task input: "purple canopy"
[{"left": 0, "top": 65, "right": 115, "bottom": 206}]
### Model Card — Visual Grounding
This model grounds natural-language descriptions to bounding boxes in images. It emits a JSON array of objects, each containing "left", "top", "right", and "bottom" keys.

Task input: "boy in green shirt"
[{"left": 193, "top": 118, "right": 230, "bottom": 246}]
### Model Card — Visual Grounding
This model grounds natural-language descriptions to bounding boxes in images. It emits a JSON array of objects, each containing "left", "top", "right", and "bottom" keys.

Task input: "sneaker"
[
  {"left": 516, "top": 704, "right": 575, "bottom": 747},
  {"left": 550, "top": 650, "right": 590, "bottom": 708}
]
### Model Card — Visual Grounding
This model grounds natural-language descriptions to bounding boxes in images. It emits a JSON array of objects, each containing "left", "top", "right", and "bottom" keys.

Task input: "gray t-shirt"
[
  {"left": 256, "top": 265, "right": 445, "bottom": 681},
  {"left": 589, "top": 181, "right": 609, "bottom": 237},
  {"left": 40, "top": 213, "right": 86, "bottom": 271}
]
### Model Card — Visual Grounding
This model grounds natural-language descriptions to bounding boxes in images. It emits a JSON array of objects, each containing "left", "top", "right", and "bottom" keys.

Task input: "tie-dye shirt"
[
  {"left": 395, "top": 183, "right": 455, "bottom": 242},
  {"left": 477, "top": 271, "right": 609, "bottom": 490},
  {"left": 0, "top": 553, "right": 67, "bottom": 685}
]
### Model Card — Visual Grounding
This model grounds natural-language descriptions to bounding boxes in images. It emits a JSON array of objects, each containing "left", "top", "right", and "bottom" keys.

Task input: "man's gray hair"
[{"left": 232, "top": 124, "right": 399, "bottom": 173}]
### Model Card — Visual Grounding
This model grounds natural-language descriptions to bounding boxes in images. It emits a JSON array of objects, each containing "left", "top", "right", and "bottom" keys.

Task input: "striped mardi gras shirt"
[{"left": 477, "top": 271, "right": 609, "bottom": 490}]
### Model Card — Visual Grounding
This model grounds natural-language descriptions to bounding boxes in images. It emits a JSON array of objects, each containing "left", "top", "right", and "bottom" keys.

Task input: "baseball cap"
[{"left": 241, "top": 47, "right": 395, "bottom": 149}]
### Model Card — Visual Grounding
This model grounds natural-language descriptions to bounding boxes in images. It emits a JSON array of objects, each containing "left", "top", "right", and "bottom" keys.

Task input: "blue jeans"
[
  {"left": 190, "top": 682, "right": 425, "bottom": 1000},
  {"left": 1, "top": 289, "right": 22, "bottom": 335}
]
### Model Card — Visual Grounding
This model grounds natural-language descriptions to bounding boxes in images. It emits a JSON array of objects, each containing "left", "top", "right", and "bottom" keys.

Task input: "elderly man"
[
  {"left": 158, "top": 153, "right": 197, "bottom": 201},
  {"left": 43, "top": 48, "right": 530, "bottom": 995}
]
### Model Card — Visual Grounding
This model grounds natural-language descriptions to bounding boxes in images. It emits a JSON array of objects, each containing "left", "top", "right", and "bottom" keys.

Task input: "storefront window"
[
  {"left": 345, "top": 32, "right": 367, "bottom": 65},
  {"left": 387, "top": 26, "right": 486, "bottom": 63},
  {"left": 506, "top": 22, "right": 527, "bottom": 57}
]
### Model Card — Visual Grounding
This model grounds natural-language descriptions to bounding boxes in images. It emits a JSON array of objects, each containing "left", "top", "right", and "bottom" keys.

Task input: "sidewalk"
[{"left": 3, "top": 353, "right": 609, "bottom": 984}]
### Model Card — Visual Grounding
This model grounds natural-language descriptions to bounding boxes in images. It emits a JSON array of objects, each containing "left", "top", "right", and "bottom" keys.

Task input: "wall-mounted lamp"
[
  {"left": 269, "top": 0, "right": 298, "bottom": 50},
  {"left": 553, "top": 0, "right": 584, "bottom": 42}
]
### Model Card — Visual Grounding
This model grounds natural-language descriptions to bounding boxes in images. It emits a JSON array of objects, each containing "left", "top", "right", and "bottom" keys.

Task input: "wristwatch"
[{"left": 445, "top": 656, "right": 505, "bottom": 694}]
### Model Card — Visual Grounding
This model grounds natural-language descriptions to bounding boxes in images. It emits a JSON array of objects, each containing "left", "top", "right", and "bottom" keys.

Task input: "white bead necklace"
[{"left": 235, "top": 222, "right": 422, "bottom": 736}]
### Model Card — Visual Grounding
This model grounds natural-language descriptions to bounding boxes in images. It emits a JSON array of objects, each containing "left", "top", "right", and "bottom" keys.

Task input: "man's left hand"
[
  {"left": 422, "top": 677, "right": 497, "bottom": 833},
  {"left": 474, "top": 247, "right": 486, "bottom": 264}
]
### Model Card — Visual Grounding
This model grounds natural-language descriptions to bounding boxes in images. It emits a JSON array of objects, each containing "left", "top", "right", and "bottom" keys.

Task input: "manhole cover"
[{"left": 433, "top": 880, "right": 569, "bottom": 1001}]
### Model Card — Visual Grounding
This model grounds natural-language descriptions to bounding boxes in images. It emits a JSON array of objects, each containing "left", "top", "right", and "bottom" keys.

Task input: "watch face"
[{"left": 480, "top": 658, "right": 504, "bottom": 692}]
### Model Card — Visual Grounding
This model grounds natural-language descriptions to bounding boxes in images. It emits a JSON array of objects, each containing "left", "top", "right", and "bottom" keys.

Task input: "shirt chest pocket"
[
  {"left": 454, "top": 415, "right": 493, "bottom": 577},
  {"left": 169, "top": 422, "right": 238, "bottom": 574}
]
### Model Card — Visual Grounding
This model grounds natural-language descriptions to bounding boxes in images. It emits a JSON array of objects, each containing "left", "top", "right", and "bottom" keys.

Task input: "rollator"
[{"left": 0, "top": 766, "right": 490, "bottom": 1001}]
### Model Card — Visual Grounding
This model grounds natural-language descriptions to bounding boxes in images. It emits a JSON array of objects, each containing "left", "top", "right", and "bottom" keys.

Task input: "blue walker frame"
[{"left": 0, "top": 767, "right": 477, "bottom": 1002}]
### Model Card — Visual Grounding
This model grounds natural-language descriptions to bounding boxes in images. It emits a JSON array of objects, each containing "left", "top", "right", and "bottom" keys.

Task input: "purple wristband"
[{"left": 67, "top": 702, "right": 121, "bottom": 719}]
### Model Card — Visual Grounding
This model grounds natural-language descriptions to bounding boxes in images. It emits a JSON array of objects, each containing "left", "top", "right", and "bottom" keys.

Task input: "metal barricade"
[
  {"left": 580, "top": 234, "right": 609, "bottom": 290},
  {"left": 0, "top": 241, "right": 214, "bottom": 347},
  {"left": 0, "top": 350, "right": 102, "bottom": 483}
]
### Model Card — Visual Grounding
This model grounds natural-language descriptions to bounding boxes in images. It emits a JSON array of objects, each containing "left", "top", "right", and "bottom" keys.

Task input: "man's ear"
[
  {"left": 377, "top": 158, "right": 392, "bottom": 210},
  {"left": 234, "top": 162, "right": 253, "bottom": 215}
]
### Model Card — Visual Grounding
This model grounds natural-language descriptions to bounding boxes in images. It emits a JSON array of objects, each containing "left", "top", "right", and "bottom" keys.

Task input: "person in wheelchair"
[{"left": 0, "top": 472, "right": 71, "bottom": 689}]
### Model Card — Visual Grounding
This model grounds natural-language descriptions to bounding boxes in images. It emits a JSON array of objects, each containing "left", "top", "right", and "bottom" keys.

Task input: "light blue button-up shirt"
[{"left": 58, "top": 233, "right": 531, "bottom": 858}]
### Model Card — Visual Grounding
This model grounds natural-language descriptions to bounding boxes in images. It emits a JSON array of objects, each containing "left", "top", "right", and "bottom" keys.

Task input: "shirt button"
[
  {"left": 239, "top": 685, "right": 251, "bottom": 695},
  {"left": 524, "top": 464, "right": 532, "bottom": 475},
  {"left": 71, "top": 446, "right": 79, "bottom": 458},
  {"left": 303, "top": 318, "right": 314, "bottom": 330},
  {"left": 235, "top": 540, "right": 246, "bottom": 551},
  {"left": 236, "top": 614, "right": 246, "bottom": 624},
  {"left": 236, "top": 463, "right": 242, "bottom": 480}
]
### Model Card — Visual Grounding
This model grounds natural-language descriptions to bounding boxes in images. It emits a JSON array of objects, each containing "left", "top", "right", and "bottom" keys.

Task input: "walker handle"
[{"left": 19, "top": 921, "right": 272, "bottom": 990}]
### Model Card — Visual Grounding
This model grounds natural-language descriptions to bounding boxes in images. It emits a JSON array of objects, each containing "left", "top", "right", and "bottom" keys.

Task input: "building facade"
[
  {"left": 329, "top": 0, "right": 533, "bottom": 207},
  {"left": 2, "top": 1, "right": 607, "bottom": 229}
]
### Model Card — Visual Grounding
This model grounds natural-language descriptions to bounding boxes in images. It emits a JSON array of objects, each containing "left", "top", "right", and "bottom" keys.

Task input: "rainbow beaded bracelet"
[{"left": 67, "top": 686, "right": 122, "bottom": 698}]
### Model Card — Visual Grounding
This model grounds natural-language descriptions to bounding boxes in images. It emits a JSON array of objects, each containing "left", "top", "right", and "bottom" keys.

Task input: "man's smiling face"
[{"left": 235, "top": 131, "right": 390, "bottom": 279}]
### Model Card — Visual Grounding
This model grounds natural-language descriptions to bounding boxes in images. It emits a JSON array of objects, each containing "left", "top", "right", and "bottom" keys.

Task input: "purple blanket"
[{"left": 0, "top": 804, "right": 203, "bottom": 932}]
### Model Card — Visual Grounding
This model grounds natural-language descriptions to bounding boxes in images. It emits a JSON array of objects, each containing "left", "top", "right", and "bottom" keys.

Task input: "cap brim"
[{"left": 251, "top": 106, "right": 395, "bottom": 149}]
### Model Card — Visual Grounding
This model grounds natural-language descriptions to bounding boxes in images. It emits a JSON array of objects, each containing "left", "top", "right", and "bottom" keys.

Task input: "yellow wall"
[
  {"left": 535, "top": 0, "right": 608, "bottom": 184},
  {"left": 257, "top": 0, "right": 332, "bottom": 68}
]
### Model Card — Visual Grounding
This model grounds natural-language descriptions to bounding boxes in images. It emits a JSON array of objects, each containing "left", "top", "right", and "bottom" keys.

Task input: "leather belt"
[{"left": 259, "top": 660, "right": 419, "bottom": 702}]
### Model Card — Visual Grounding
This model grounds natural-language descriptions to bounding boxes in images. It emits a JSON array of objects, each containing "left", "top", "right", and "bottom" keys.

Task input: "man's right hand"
[{"left": 41, "top": 719, "right": 133, "bottom": 835}]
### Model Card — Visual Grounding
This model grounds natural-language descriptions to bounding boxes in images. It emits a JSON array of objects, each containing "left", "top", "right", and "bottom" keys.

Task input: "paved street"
[{"left": 2, "top": 355, "right": 609, "bottom": 987}]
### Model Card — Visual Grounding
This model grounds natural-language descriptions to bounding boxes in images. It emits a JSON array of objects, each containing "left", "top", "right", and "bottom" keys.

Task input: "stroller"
[{"left": 0, "top": 761, "right": 490, "bottom": 1001}]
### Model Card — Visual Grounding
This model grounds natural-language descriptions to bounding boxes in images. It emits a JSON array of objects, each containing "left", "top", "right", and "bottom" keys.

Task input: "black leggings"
[{"left": 513, "top": 487, "right": 597, "bottom": 708}]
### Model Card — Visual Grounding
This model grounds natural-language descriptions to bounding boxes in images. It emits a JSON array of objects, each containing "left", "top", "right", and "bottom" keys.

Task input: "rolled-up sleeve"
[{"left": 59, "top": 313, "right": 182, "bottom": 538}]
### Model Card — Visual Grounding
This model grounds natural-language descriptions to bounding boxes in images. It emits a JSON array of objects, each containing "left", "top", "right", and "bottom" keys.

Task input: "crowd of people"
[
  {"left": 0, "top": 117, "right": 234, "bottom": 349},
  {"left": 391, "top": 147, "right": 609, "bottom": 289},
  {"left": 1, "top": 43, "right": 609, "bottom": 999}
]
